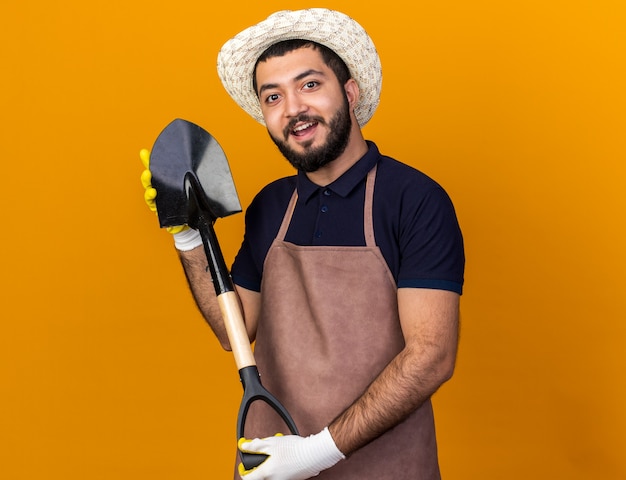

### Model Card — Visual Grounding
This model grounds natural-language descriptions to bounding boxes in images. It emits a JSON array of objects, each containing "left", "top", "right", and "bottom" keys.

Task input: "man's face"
[{"left": 255, "top": 47, "right": 352, "bottom": 172}]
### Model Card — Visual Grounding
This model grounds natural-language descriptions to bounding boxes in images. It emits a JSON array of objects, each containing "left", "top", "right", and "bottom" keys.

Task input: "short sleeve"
[{"left": 396, "top": 185, "right": 465, "bottom": 294}]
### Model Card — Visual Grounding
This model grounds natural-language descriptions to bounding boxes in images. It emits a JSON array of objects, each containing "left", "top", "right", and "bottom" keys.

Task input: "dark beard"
[{"left": 268, "top": 97, "right": 352, "bottom": 173}]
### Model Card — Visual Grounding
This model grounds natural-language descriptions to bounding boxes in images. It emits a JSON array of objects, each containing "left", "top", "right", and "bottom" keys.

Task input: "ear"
[{"left": 344, "top": 78, "right": 360, "bottom": 110}]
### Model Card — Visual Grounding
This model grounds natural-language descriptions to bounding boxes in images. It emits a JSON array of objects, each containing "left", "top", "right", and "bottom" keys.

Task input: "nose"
[{"left": 283, "top": 92, "right": 307, "bottom": 118}]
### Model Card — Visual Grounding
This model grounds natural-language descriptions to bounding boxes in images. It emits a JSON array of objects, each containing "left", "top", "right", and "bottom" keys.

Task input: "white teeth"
[{"left": 293, "top": 122, "right": 314, "bottom": 132}]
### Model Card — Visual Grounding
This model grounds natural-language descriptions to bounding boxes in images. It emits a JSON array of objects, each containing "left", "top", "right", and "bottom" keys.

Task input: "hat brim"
[{"left": 217, "top": 9, "right": 382, "bottom": 127}]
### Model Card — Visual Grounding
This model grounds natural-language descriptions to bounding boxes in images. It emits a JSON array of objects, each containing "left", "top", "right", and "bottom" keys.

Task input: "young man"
[{"left": 143, "top": 8, "right": 464, "bottom": 480}]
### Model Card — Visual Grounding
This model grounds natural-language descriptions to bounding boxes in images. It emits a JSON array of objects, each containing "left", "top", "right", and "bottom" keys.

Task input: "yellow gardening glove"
[
  {"left": 140, "top": 149, "right": 202, "bottom": 251},
  {"left": 139, "top": 148, "right": 187, "bottom": 235}
]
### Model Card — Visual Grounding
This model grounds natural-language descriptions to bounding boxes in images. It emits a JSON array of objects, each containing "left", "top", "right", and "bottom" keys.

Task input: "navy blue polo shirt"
[{"left": 231, "top": 141, "right": 465, "bottom": 294}]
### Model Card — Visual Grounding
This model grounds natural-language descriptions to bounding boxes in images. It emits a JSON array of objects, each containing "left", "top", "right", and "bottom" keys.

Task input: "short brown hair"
[{"left": 253, "top": 39, "right": 351, "bottom": 96}]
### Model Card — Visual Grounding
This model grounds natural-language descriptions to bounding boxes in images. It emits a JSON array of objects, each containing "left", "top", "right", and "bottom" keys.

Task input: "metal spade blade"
[{"left": 150, "top": 118, "right": 241, "bottom": 228}]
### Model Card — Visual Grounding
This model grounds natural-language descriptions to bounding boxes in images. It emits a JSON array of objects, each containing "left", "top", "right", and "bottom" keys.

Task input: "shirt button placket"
[{"left": 314, "top": 189, "right": 331, "bottom": 242}]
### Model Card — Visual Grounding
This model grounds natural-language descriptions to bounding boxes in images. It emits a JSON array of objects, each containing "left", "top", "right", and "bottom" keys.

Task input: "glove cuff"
[
  {"left": 173, "top": 228, "right": 203, "bottom": 251},
  {"left": 307, "top": 427, "right": 345, "bottom": 472}
]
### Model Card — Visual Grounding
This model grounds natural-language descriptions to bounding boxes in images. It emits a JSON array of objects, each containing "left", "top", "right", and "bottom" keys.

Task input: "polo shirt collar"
[{"left": 296, "top": 141, "right": 380, "bottom": 203}]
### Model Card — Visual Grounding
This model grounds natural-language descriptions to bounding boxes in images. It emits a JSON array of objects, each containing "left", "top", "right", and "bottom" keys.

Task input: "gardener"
[{"left": 143, "top": 8, "right": 464, "bottom": 480}]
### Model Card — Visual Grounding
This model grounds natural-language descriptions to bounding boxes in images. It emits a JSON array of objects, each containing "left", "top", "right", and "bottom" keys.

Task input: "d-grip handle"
[{"left": 237, "top": 366, "right": 300, "bottom": 471}]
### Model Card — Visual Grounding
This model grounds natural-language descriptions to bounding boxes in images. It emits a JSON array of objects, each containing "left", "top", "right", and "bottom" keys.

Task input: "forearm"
[
  {"left": 328, "top": 343, "right": 455, "bottom": 455},
  {"left": 329, "top": 289, "right": 460, "bottom": 455},
  {"left": 178, "top": 245, "right": 232, "bottom": 350}
]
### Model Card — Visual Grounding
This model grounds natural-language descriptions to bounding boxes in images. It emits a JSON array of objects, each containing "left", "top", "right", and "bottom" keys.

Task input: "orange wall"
[{"left": 2, "top": 1, "right": 624, "bottom": 478}]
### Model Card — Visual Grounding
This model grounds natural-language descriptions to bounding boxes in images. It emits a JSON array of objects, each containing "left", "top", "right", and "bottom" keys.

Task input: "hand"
[
  {"left": 238, "top": 428, "right": 344, "bottom": 480},
  {"left": 139, "top": 149, "right": 202, "bottom": 251}
]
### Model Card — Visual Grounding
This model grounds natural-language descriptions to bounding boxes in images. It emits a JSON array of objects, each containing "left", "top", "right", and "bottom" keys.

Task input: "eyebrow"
[{"left": 258, "top": 69, "right": 326, "bottom": 96}]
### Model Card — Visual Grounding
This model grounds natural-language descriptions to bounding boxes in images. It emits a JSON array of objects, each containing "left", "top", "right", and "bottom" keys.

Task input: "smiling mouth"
[{"left": 291, "top": 121, "right": 318, "bottom": 137}]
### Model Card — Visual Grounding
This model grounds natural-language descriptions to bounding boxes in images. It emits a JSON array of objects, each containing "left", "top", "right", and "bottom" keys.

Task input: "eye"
[
  {"left": 265, "top": 93, "right": 280, "bottom": 104},
  {"left": 303, "top": 81, "right": 318, "bottom": 90}
]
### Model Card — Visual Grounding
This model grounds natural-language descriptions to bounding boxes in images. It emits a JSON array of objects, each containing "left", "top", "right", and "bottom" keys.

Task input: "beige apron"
[{"left": 242, "top": 165, "right": 440, "bottom": 479}]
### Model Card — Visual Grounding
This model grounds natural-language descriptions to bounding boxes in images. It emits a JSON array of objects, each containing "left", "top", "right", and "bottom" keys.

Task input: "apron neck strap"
[
  {"left": 276, "top": 189, "right": 298, "bottom": 241},
  {"left": 363, "top": 163, "right": 377, "bottom": 247}
]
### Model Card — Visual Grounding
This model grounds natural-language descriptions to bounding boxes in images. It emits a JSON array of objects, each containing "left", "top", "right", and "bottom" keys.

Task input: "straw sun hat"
[{"left": 217, "top": 8, "right": 382, "bottom": 127}]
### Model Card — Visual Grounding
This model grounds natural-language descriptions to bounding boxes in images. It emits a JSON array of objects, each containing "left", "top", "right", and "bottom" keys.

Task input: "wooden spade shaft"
[{"left": 217, "top": 291, "right": 256, "bottom": 369}]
